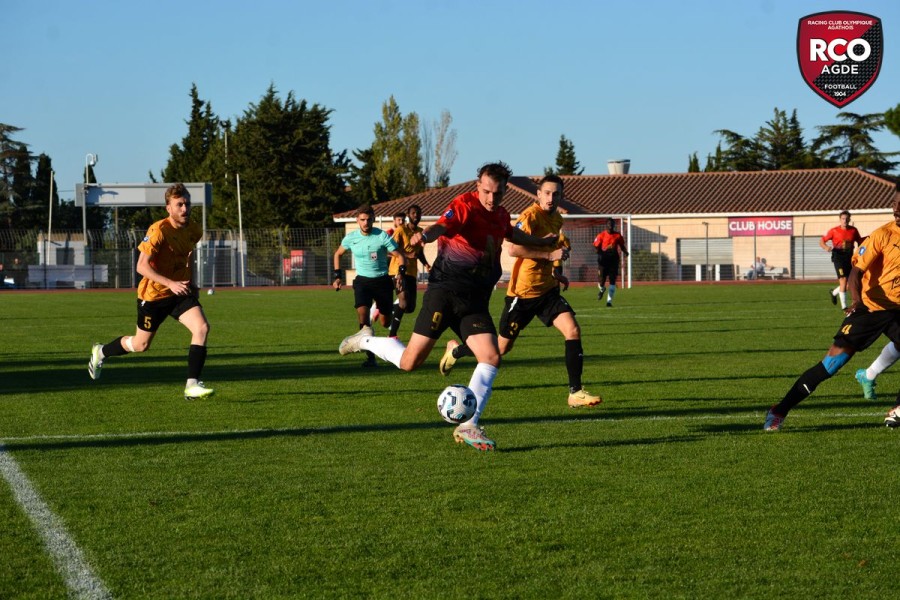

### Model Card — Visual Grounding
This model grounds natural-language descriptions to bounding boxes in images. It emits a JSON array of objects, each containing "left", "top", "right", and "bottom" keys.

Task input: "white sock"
[
  {"left": 359, "top": 336, "right": 406, "bottom": 368},
  {"left": 608, "top": 285, "right": 617, "bottom": 302},
  {"left": 867, "top": 342, "right": 900, "bottom": 380},
  {"left": 839, "top": 291, "right": 848, "bottom": 309},
  {"left": 466, "top": 363, "right": 498, "bottom": 426},
  {"left": 832, "top": 286, "right": 840, "bottom": 296},
  {"left": 186, "top": 378, "right": 198, "bottom": 388}
]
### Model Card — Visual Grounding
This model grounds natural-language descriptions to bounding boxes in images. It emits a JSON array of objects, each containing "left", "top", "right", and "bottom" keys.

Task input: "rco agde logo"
[{"left": 797, "top": 11, "right": 883, "bottom": 108}]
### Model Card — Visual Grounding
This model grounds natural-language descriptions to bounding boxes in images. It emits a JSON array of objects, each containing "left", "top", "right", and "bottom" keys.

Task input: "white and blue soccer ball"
[{"left": 437, "top": 385, "right": 477, "bottom": 424}]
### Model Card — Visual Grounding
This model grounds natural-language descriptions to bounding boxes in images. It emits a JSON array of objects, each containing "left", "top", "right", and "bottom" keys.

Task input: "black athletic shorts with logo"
[
  {"left": 413, "top": 285, "right": 497, "bottom": 340},
  {"left": 833, "top": 307, "right": 900, "bottom": 352},
  {"left": 352, "top": 274, "right": 394, "bottom": 315},
  {"left": 137, "top": 294, "right": 202, "bottom": 332},
  {"left": 498, "top": 288, "right": 574, "bottom": 340},
  {"left": 832, "top": 250, "right": 853, "bottom": 278}
]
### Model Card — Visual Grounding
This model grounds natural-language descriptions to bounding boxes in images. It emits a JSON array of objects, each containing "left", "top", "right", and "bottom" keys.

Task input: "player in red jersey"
[
  {"left": 337, "top": 162, "right": 562, "bottom": 451},
  {"left": 592, "top": 218, "right": 629, "bottom": 307},
  {"left": 820, "top": 210, "right": 863, "bottom": 310}
]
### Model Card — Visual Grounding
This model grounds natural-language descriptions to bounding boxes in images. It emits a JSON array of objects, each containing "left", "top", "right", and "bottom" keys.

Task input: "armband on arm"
[{"left": 333, "top": 268, "right": 343, "bottom": 281}]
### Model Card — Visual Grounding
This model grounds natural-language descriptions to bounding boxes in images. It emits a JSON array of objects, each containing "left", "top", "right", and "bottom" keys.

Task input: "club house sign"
[{"left": 728, "top": 217, "right": 794, "bottom": 237}]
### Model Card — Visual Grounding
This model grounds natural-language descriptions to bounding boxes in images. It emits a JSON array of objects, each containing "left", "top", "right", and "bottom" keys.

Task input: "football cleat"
[
  {"left": 830, "top": 290, "right": 837, "bottom": 305},
  {"left": 184, "top": 381, "right": 215, "bottom": 400},
  {"left": 439, "top": 339, "right": 460, "bottom": 376},
  {"left": 764, "top": 406, "right": 785, "bottom": 431},
  {"left": 88, "top": 343, "right": 103, "bottom": 380},
  {"left": 567, "top": 388, "right": 603, "bottom": 408},
  {"left": 884, "top": 405, "right": 900, "bottom": 428},
  {"left": 606, "top": 302, "right": 613, "bottom": 308},
  {"left": 855, "top": 369, "right": 877, "bottom": 401},
  {"left": 339, "top": 326, "right": 373, "bottom": 355},
  {"left": 453, "top": 423, "right": 495, "bottom": 451},
  {"left": 597, "top": 287, "right": 605, "bottom": 301}
]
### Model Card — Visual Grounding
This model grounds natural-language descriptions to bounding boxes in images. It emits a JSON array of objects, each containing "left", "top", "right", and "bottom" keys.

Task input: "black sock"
[
  {"left": 565, "top": 339, "right": 584, "bottom": 392},
  {"left": 389, "top": 305, "right": 404, "bottom": 337},
  {"left": 453, "top": 343, "right": 473, "bottom": 359},
  {"left": 774, "top": 362, "right": 830, "bottom": 415},
  {"left": 102, "top": 337, "right": 129, "bottom": 358},
  {"left": 187, "top": 344, "right": 207, "bottom": 380}
]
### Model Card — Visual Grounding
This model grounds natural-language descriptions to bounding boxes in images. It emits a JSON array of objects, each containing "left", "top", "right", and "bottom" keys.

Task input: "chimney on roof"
[{"left": 607, "top": 159, "right": 630, "bottom": 175}]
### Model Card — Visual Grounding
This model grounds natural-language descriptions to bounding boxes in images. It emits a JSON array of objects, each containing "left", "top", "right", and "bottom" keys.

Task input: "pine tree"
[
  {"left": 229, "top": 85, "right": 351, "bottom": 228},
  {"left": 812, "top": 111, "right": 898, "bottom": 173},
  {"left": 886, "top": 103, "right": 900, "bottom": 138},
  {"left": 546, "top": 135, "right": 584, "bottom": 175},
  {"left": 687, "top": 153, "right": 700, "bottom": 172}
]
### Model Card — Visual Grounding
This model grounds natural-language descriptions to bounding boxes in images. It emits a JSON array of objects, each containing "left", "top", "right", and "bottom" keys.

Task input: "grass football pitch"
[{"left": 2, "top": 283, "right": 899, "bottom": 599}]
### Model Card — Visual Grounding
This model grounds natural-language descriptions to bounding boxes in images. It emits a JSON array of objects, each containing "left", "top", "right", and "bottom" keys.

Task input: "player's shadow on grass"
[
  {"left": 2, "top": 411, "right": 704, "bottom": 453},
  {"left": 500, "top": 433, "right": 703, "bottom": 453},
  {"left": 694, "top": 421, "right": 882, "bottom": 434}
]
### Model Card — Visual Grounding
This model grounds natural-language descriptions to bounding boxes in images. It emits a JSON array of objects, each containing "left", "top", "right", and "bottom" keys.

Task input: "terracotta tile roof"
[{"left": 334, "top": 168, "right": 898, "bottom": 221}]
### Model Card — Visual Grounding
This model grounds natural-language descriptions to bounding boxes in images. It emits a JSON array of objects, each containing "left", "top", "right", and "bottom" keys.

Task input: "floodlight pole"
[{"left": 83, "top": 153, "right": 97, "bottom": 255}]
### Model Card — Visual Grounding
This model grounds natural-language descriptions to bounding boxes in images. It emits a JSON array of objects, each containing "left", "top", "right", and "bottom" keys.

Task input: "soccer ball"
[{"left": 437, "top": 385, "right": 477, "bottom": 424}]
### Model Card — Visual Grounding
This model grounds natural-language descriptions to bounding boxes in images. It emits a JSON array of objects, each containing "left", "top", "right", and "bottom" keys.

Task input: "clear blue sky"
[{"left": 5, "top": 0, "right": 898, "bottom": 199}]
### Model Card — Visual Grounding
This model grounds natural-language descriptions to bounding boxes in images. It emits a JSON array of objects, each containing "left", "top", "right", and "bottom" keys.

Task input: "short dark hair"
[
  {"left": 393, "top": 212, "right": 406, "bottom": 220},
  {"left": 407, "top": 204, "right": 422, "bottom": 215},
  {"left": 840, "top": 210, "right": 851, "bottom": 218},
  {"left": 165, "top": 183, "right": 190, "bottom": 205},
  {"left": 477, "top": 161, "right": 512, "bottom": 184},
  {"left": 355, "top": 205, "right": 375, "bottom": 218},
  {"left": 538, "top": 174, "right": 564, "bottom": 191}
]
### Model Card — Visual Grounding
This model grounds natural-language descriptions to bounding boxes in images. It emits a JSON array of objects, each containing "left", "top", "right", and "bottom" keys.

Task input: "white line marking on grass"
[
  {"left": 0, "top": 443, "right": 113, "bottom": 600},
  {"left": 0, "top": 410, "right": 889, "bottom": 445}
]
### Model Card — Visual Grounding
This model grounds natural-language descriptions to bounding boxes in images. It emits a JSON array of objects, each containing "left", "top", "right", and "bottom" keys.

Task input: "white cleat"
[
  {"left": 88, "top": 343, "right": 103, "bottom": 380},
  {"left": 339, "top": 326, "right": 373, "bottom": 355},
  {"left": 184, "top": 381, "right": 215, "bottom": 400}
]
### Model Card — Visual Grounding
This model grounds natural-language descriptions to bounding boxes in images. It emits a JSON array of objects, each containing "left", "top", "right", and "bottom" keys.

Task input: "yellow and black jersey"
[
  {"left": 507, "top": 204, "right": 568, "bottom": 299},
  {"left": 137, "top": 218, "right": 202, "bottom": 302},
  {"left": 389, "top": 223, "right": 422, "bottom": 278},
  {"left": 853, "top": 220, "right": 900, "bottom": 311}
]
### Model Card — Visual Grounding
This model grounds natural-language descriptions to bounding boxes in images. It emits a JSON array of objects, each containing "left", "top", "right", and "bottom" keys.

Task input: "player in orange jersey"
[
  {"left": 87, "top": 183, "right": 214, "bottom": 400},
  {"left": 766, "top": 197, "right": 900, "bottom": 430},
  {"left": 820, "top": 210, "right": 863, "bottom": 309}
]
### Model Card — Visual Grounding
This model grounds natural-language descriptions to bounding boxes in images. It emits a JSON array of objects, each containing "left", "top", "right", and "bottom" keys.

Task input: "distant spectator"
[
  {"left": 11, "top": 257, "right": 27, "bottom": 288},
  {"left": 746, "top": 257, "right": 766, "bottom": 280}
]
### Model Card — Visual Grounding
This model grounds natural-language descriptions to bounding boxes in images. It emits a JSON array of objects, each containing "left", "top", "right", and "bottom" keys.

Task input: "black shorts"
[
  {"left": 413, "top": 286, "right": 496, "bottom": 340},
  {"left": 833, "top": 308, "right": 900, "bottom": 353},
  {"left": 832, "top": 252, "right": 853, "bottom": 278},
  {"left": 498, "top": 288, "right": 574, "bottom": 340},
  {"left": 353, "top": 275, "right": 394, "bottom": 314},
  {"left": 598, "top": 255, "right": 620, "bottom": 286},
  {"left": 396, "top": 274, "right": 418, "bottom": 314},
  {"left": 137, "top": 294, "right": 202, "bottom": 332}
]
